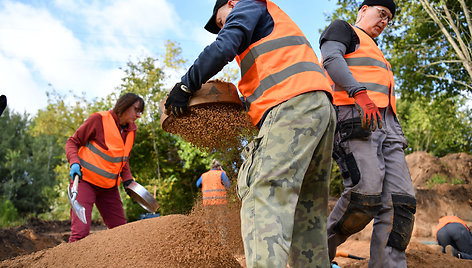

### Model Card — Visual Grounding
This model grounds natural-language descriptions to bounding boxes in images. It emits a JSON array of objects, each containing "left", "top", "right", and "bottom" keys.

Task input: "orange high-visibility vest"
[
  {"left": 78, "top": 111, "right": 135, "bottom": 188},
  {"left": 332, "top": 26, "right": 397, "bottom": 114},
  {"left": 201, "top": 170, "right": 227, "bottom": 206},
  {"left": 235, "top": 0, "right": 332, "bottom": 126},
  {"left": 434, "top": 216, "right": 470, "bottom": 239}
]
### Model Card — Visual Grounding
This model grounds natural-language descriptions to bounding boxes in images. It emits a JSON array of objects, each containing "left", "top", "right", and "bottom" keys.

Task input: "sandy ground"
[{"left": 1, "top": 152, "right": 471, "bottom": 267}]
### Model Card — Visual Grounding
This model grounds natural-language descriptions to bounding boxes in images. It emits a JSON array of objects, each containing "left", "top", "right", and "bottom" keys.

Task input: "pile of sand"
[{"left": 0, "top": 214, "right": 241, "bottom": 268}]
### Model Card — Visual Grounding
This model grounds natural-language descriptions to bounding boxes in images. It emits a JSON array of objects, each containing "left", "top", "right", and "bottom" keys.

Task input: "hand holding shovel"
[{"left": 68, "top": 174, "right": 87, "bottom": 224}]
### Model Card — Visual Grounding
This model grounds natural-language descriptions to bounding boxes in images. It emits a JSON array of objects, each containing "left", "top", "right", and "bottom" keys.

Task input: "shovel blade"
[
  {"left": 71, "top": 200, "right": 87, "bottom": 224},
  {"left": 67, "top": 186, "right": 87, "bottom": 224}
]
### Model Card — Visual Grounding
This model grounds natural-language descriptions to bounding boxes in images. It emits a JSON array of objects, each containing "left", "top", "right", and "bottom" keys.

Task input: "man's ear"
[{"left": 228, "top": 0, "right": 237, "bottom": 8}]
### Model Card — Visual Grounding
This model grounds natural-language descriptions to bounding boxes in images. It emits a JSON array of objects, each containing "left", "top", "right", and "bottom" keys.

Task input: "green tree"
[
  {"left": 0, "top": 108, "right": 60, "bottom": 219},
  {"left": 397, "top": 95, "right": 472, "bottom": 156}
]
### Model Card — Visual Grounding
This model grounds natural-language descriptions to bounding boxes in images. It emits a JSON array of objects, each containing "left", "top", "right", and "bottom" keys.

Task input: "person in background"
[
  {"left": 435, "top": 215, "right": 472, "bottom": 259},
  {"left": 197, "top": 159, "right": 231, "bottom": 244},
  {"left": 66, "top": 93, "right": 144, "bottom": 242},
  {"left": 320, "top": 0, "right": 416, "bottom": 267},
  {"left": 0, "top": 95, "right": 6, "bottom": 116},
  {"left": 164, "top": 0, "right": 335, "bottom": 266},
  {"left": 196, "top": 159, "right": 230, "bottom": 205}
]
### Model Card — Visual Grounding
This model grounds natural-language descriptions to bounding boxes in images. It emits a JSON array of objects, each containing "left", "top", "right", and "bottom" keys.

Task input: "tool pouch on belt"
[
  {"left": 337, "top": 117, "right": 371, "bottom": 143},
  {"left": 332, "top": 117, "right": 370, "bottom": 185}
]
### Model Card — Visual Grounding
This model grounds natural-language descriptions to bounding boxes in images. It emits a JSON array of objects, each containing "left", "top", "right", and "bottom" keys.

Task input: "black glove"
[
  {"left": 123, "top": 179, "right": 134, "bottom": 188},
  {"left": 164, "top": 82, "right": 192, "bottom": 116},
  {"left": 0, "top": 95, "right": 6, "bottom": 117}
]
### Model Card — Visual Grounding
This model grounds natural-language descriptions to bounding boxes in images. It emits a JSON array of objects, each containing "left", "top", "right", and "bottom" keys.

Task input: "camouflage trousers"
[{"left": 237, "top": 91, "right": 336, "bottom": 268}]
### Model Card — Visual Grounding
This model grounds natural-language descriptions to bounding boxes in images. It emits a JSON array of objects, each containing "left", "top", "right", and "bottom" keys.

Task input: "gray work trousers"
[{"left": 327, "top": 105, "right": 416, "bottom": 268}]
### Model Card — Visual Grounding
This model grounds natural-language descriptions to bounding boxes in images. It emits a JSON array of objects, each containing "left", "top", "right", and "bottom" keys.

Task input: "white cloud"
[
  {"left": 0, "top": 0, "right": 183, "bottom": 115},
  {"left": 0, "top": 53, "right": 46, "bottom": 114}
]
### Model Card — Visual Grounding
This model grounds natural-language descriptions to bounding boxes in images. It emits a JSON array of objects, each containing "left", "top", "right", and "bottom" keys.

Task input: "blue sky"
[{"left": 0, "top": 0, "right": 338, "bottom": 115}]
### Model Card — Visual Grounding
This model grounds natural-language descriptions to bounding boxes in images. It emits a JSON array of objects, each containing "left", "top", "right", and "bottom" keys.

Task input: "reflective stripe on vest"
[
  {"left": 78, "top": 111, "right": 135, "bottom": 188},
  {"left": 201, "top": 170, "right": 227, "bottom": 206},
  {"left": 332, "top": 25, "right": 396, "bottom": 114},
  {"left": 235, "top": 0, "right": 332, "bottom": 125}
]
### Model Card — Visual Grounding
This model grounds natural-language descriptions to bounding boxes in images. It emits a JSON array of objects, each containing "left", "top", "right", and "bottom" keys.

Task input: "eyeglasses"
[{"left": 373, "top": 7, "right": 393, "bottom": 26}]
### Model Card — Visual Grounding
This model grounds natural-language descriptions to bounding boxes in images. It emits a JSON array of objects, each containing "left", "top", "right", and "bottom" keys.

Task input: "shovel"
[
  {"left": 336, "top": 251, "right": 366, "bottom": 260},
  {"left": 68, "top": 174, "right": 87, "bottom": 224}
]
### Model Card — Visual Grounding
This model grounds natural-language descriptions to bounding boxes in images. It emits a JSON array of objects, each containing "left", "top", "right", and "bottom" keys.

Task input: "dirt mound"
[
  {"left": 414, "top": 184, "right": 472, "bottom": 237},
  {"left": 405, "top": 151, "right": 472, "bottom": 237},
  {"left": 0, "top": 219, "right": 105, "bottom": 261},
  {"left": 406, "top": 151, "right": 472, "bottom": 187},
  {"left": 334, "top": 240, "right": 471, "bottom": 268},
  {"left": 1, "top": 214, "right": 241, "bottom": 268}
]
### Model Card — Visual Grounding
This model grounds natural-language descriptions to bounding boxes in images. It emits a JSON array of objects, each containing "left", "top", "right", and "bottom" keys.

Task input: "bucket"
[{"left": 159, "top": 80, "right": 255, "bottom": 151}]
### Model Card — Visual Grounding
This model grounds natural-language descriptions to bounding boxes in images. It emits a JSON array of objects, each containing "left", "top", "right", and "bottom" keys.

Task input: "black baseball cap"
[
  {"left": 204, "top": 0, "right": 228, "bottom": 34},
  {"left": 359, "top": 0, "right": 396, "bottom": 19}
]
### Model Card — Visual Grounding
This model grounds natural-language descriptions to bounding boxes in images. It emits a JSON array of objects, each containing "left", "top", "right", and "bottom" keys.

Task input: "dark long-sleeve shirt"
[
  {"left": 181, "top": 0, "right": 274, "bottom": 93},
  {"left": 65, "top": 110, "right": 137, "bottom": 182}
]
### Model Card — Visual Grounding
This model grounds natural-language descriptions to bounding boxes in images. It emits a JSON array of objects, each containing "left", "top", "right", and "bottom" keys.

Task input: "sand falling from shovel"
[{"left": 163, "top": 103, "right": 256, "bottom": 152}]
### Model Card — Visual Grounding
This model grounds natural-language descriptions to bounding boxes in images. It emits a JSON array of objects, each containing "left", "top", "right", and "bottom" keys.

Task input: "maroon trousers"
[{"left": 69, "top": 180, "right": 127, "bottom": 242}]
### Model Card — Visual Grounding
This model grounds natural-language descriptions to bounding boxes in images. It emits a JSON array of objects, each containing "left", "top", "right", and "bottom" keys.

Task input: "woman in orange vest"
[
  {"left": 435, "top": 216, "right": 472, "bottom": 259},
  {"left": 320, "top": 0, "right": 416, "bottom": 267},
  {"left": 65, "top": 93, "right": 144, "bottom": 242}
]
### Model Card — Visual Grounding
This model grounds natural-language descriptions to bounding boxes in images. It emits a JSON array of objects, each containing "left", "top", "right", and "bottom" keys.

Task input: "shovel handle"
[
  {"left": 72, "top": 174, "right": 80, "bottom": 189},
  {"left": 336, "top": 251, "right": 366, "bottom": 260}
]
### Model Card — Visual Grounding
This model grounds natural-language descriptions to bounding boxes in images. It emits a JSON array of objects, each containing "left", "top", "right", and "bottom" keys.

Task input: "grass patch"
[{"left": 426, "top": 174, "right": 463, "bottom": 188}]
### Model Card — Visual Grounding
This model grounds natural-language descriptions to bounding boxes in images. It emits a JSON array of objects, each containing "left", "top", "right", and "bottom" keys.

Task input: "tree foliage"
[
  {"left": 397, "top": 96, "right": 472, "bottom": 156},
  {"left": 0, "top": 41, "right": 245, "bottom": 226},
  {"left": 326, "top": 0, "right": 472, "bottom": 99},
  {"left": 0, "top": 108, "right": 61, "bottom": 217}
]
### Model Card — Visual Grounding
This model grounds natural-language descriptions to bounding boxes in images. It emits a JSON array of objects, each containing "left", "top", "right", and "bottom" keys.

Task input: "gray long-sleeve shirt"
[{"left": 319, "top": 19, "right": 376, "bottom": 97}]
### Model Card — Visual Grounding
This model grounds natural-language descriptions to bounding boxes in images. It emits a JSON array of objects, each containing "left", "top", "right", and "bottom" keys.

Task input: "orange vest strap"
[
  {"left": 240, "top": 35, "right": 313, "bottom": 77},
  {"left": 79, "top": 157, "right": 119, "bottom": 180},
  {"left": 245, "top": 61, "right": 326, "bottom": 109},
  {"left": 345, "top": 57, "right": 392, "bottom": 71},
  {"left": 334, "top": 82, "right": 390, "bottom": 96},
  {"left": 83, "top": 142, "right": 129, "bottom": 163}
]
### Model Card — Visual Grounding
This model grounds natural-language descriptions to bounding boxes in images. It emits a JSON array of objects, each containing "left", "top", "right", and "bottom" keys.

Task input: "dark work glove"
[
  {"left": 353, "top": 90, "right": 383, "bottom": 131},
  {"left": 0, "top": 95, "right": 6, "bottom": 116},
  {"left": 164, "top": 82, "right": 192, "bottom": 116},
  {"left": 123, "top": 179, "right": 134, "bottom": 189}
]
